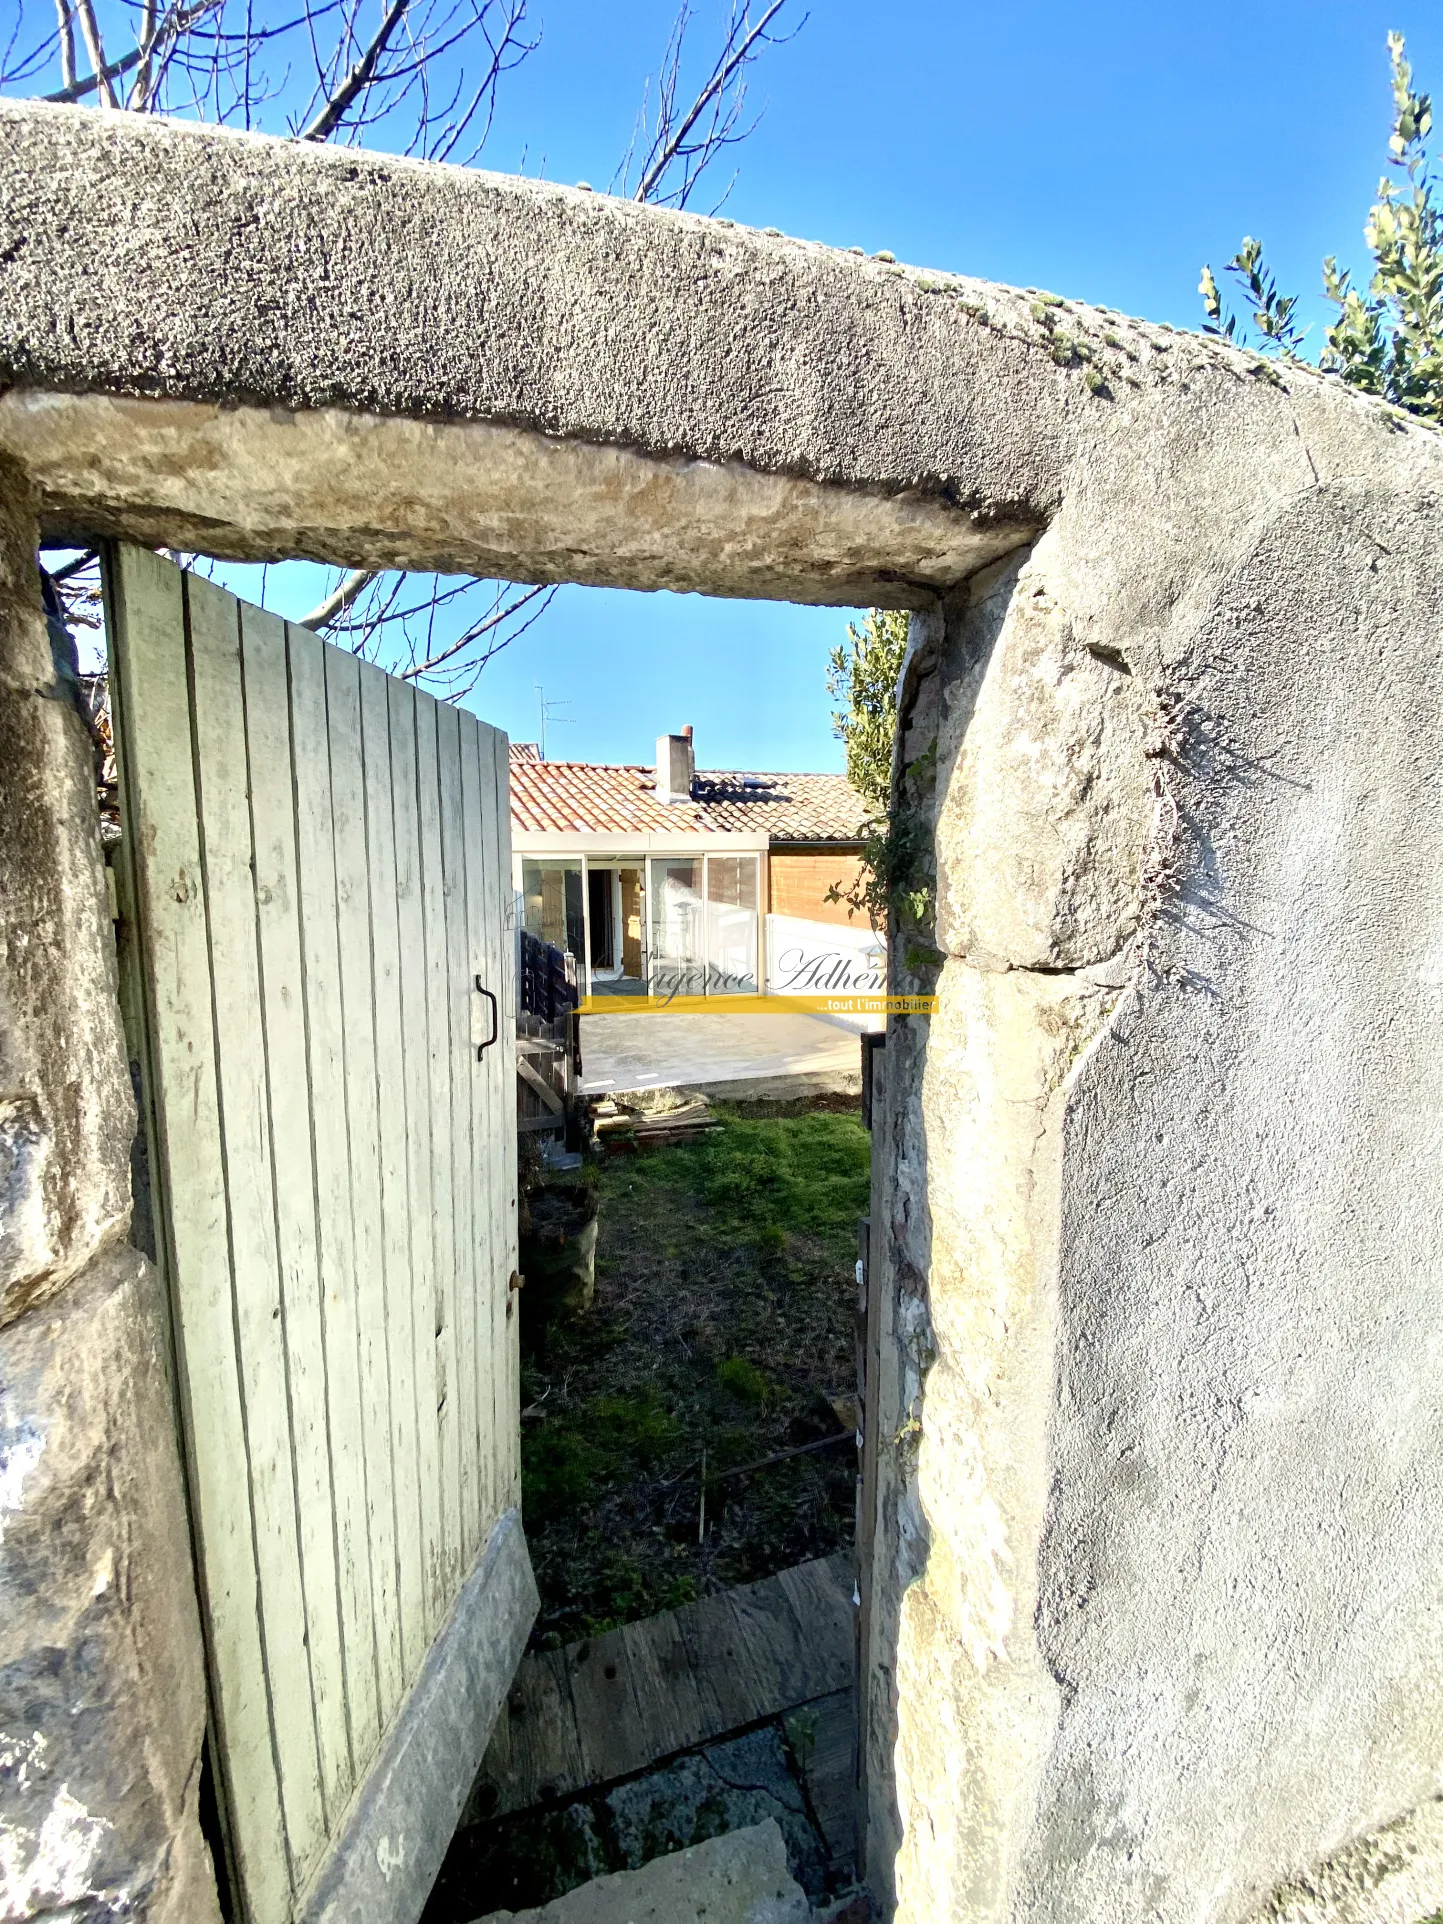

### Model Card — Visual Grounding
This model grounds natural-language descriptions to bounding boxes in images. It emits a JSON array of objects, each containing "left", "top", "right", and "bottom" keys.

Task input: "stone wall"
[
  {"left": 3, "top": 99, "right": 1443, "bottom": 1924},
  {"left": 0, "top": 459, "right": 219, "bottom": 1921},
  {"left": 866, "top": 483, "right": 1443, "bottom": 1923}
]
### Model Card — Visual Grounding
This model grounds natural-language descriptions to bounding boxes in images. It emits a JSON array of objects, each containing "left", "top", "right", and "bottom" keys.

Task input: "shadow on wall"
[
  {"left": 870, "top": 479, "right": 1443, "bottom": 1924},
  {"left": 865, "top": 540, "right": 1152, "bottom": 1919},
  {"left": 857, "top": 592, "right": 969, "bottom": 1916}
]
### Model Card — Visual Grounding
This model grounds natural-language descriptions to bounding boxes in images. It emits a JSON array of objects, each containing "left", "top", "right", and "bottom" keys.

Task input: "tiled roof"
[{"left": 508, "top": 750, "right": 867, "bottom": 843}]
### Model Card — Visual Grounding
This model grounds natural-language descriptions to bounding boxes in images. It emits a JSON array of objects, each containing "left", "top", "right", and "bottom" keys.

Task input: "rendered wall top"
[{"left": 1, "top": 98, "right": 1439, "bottom": 606}]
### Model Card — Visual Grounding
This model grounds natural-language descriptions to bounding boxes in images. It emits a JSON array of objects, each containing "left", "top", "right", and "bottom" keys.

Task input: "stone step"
[{"left": 466, "top": 1819, "right": 811, "bottom": 1923}]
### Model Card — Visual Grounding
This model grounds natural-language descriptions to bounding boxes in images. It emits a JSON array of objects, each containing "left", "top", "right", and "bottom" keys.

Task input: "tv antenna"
[{"left": 535, "top": 683, "right": 574, "bottom": 761}]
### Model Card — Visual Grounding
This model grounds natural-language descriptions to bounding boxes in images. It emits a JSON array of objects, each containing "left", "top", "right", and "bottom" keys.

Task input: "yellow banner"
[{"left": 575, "top": 994, "right": 937, "bottom": 1017}]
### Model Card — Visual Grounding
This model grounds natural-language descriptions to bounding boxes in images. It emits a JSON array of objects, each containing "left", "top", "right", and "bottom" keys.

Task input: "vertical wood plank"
[
  {"left": 458, "top": 718, "right": 498, "bottom": 1543},
  {"left": 186, "top": 570, "right": 327, "bottom": 1889},
  {"left": 414, "top": 691, "right": 463, "bottom": 1598},
  {"left": 327, "top": 652, "right": 406, "bottom": 1726},
  {"left": 386, "top": 673, "right": 444, "bottom": 1647},
  {"left": 108, "top": 549, "right": 291, "bottom": 1924},
  {"left": 437, "top": 703, "right": 480, "bottom": 1563},
  {"left": 484, "top": 721, "right": 522, "bottom": 1508},
  {"left": 239, "top": 601, "right": 351, "bottom": 1841},
  {"left": 287, "top": 625, "right": 381, "bottom": 1766},
  {"left": 356, "top": 659, "right": 427, "bottom": 1687}
]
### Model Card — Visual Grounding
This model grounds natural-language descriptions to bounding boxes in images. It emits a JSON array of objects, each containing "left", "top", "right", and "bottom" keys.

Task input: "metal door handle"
[{"left": 474, "top": 977, "right": 498, "bottom": 1058}]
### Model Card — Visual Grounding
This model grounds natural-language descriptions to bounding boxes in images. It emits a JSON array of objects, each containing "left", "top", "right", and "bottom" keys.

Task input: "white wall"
[{"left": 765, "top": 913, "right": 884, "bottom": 997}]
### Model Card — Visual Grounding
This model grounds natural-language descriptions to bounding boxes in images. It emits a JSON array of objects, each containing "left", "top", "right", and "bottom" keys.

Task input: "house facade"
[{"left": 509, "top": 728, "right": 884, "bottom": 1003}]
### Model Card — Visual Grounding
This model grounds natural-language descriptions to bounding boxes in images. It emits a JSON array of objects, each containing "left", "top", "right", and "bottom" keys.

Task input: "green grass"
[
  {"left": 620, "top": 1108, "right": 871, "bottom": 1258},
  {"left": 522, "top": 1387, "right": 681, "bottom": 1525},
  {"left": 518, "top": 1101, "right": 870, "bottom": 1648},
  {"left": 716, "top": 1355, "right": 772, "bottom": 1405}
]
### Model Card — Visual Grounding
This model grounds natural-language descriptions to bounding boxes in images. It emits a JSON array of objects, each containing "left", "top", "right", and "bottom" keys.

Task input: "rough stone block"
[
  {"left": 467, "top": 1819, "right": 810, "bottom": 1924},
  {"left": 877, "top": 478, "right": 1443, "bottom": 1922},
  {"left": 0, "top": 458, "right": 132, "bottom": 1325},
  {"left": 0, "top": 1241, "right": 218, "bottom": 1922}
]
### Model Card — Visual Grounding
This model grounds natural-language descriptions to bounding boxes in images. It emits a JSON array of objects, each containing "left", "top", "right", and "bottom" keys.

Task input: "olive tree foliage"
[
  {"left": 1201, "top": 32, "right": 1443, "bottom": 424},
  {"left": 824, "top": 607, "right": 934, "bottom": 940},
  {"left": 2, "top": 0, "right": 804, "bottom": 693},
  {"left": 827, "top": 609, "right": 907, "bottom": 815}
]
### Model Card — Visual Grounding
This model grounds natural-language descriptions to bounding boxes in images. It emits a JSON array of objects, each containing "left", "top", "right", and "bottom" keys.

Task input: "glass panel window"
[
  {"left": 521, "top": 859, "right": 585, "bottom": 958},
  {"left": 618, "top": 867, "right": 645, "bottom": 983},
  {"left": 588, "top": 868, "right": 616, "bottom": 971},
  {"left": 704, "top": 854, "right": 759, "bottom": 995},
  {"left": 648, "top": 858, "right": 705, "bottom": 999}
]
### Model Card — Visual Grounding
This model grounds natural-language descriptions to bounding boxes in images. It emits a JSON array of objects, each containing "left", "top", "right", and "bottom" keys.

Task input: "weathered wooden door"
[{"left": 105, "top": 548, "right": 535, "bottom": 1924}]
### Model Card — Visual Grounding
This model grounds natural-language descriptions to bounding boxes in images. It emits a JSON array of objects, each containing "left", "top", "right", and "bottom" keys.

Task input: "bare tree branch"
[
  {"left": 627, "top": 0, "right": 803, "bottom": 210},
  {"left": 298, "top": 0, "right": 406, "bottom": 139},
  {"left": 49, "top": 547, "right": 98, "bottom": 582},
  {"left": 316, "top": 570, "right": 558, "bottom": 691},
  {"left": 72, "top": 0, "right": 118, "bottom": 104},
  {"left": 54, "top": 0, "right": 76, "bottom": 89},
  {"left": 44, "top": 38, "right": 136, "bottom": 98},
  {"left": 2, "top": 1, "right": 62, "bottom": 89},
  {"left": 400, "top": 581, "right": 553, "bottom": 684},
  {"left": 129, "top": 0, "right": 160, "bottom": 105},
  {"left": 300, "top": 566, "right": 373, "bottom": 629}
]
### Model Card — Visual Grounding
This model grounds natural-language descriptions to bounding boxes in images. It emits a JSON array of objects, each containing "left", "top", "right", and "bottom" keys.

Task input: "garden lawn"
[{"left": 519, "top": 1097, "right": 870, "bottom": 1649}]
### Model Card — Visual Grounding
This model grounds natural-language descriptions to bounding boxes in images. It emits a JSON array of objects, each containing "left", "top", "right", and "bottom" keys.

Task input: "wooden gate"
[{"left": 105, "top": 548, "right": 535, "bottom": 1924}]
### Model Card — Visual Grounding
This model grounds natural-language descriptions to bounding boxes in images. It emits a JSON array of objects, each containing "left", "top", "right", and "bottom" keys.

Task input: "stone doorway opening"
[
  {"left": 52, "top": 513, "right": 949, "bottom": 1924},
  {"left": 1, "top": 111, "right": 1036, "bottom": 1924}
]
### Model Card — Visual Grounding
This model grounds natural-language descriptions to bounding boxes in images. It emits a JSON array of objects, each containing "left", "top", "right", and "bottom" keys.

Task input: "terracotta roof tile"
[{"left": 507, "top": 749, "right": 867, "bottom": 842}]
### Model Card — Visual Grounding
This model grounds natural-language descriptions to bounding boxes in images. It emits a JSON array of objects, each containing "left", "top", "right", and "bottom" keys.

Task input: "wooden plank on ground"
[
  {"left": 486, "top": 1650, "right": 588, "bottom": 1816},
  {"left": 239, "top": 599, "right": 351, "bottom": 1837},
  {"left": 387, "top": 672, "right": 444, "bottom": 1647},
  {"left": 108, "top": 549, "right": 292, "bottom": 1924},
  {"left": 784, "top": 1687, "right": 858, "bottom": 1871},
  {"left": 563, "top": 1628, "right": 652, "bottom": 1790},
  {"left": 287, "top": 624, "right": 381, "bottom": 1769},
  {"left": 330, "top": 651, "right": 406, "bottom": 1724},
  {"left": 473, "top": 1556, "right": 858, "bottom": 1817},
  {"left": 674, "top": 1579, "right": 767, "bottom": 1737},
  {"left": 774, "top": 1554, "right": 856, "bottom": 1699},
  {"left": 619, "top": 1606, "right": 711, "bottom": 1760},
  {"left": 187, "top": 569, "right": 328, "bottom": 1891}
]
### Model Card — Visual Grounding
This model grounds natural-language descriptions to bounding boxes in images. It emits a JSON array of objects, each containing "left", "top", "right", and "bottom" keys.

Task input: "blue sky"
[
  {"left": 452, "top": 0, "right": 1443, "bottom": 768},
  {"left": 32, "top": 1, "right": 1443, "bottom": 769}
]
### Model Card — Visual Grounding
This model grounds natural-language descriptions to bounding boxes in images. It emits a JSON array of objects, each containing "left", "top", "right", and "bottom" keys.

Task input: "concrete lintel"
[
  {"left": 0, "top": 390, "right": 1031, "bottom": 607},
  {"left": 296, "top": 1508, "right": 538, "bottom": 1924}
]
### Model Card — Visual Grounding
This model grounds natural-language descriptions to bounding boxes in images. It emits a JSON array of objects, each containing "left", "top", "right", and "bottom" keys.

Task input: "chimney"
[{"left": 655, "top": 728, "right": 695, "bottom": 803}]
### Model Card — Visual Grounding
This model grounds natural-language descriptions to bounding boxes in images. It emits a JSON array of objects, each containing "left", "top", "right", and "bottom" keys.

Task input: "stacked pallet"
[{"left": 589, "top": 1096, "right": 720, "bottom": 1151}]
